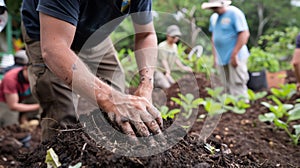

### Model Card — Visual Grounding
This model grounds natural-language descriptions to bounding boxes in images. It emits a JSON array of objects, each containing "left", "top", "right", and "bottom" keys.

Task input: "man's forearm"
[
  {"left": 134, "top": 31, "right": 157, "bottom": 87},
  {"left": 231, "top": 30, "right": 250, "bottom": 57}
]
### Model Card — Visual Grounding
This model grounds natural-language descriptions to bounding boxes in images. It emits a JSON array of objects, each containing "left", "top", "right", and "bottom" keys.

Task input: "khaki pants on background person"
[
  {"left": 154, "top": 71, "right": 175, "bottom": 89},
  {"left": 22, "top": 26, "right": 125, "bottom": 141},
  {"left": 0, "top": 102, "right": 19, "bottom": 127},
  {"left": 218, "top": 59, "right": 249, "bottom": 99}
]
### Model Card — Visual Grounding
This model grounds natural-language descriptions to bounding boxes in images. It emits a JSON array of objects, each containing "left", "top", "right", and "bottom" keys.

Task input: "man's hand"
[
  {"left": 99, "top": 90, "right": 163, "bottom": 140},
  {"left": 231, "top": 55, "right": 238, "bottom": 68},
  {"left": 297, "top": 82, "right": 300, "bottom": 91}
]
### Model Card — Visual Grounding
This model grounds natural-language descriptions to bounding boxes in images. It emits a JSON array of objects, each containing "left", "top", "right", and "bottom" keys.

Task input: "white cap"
[
  {"left": 0, "top": 0, "right": 6, "bottom": 7},
  {"left": 201, "top": 0, "right": 232, "bottom": 9},
  {"left": 14, "top": 50, "right": 29, "bottom": 65},
  {"left": 166, "top": 25, "right": 182, "bottom": 37}
]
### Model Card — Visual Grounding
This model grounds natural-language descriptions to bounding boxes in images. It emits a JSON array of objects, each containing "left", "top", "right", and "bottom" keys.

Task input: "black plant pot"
[{"left": 247, "top": 70, "right": 268, "bottom": 91}]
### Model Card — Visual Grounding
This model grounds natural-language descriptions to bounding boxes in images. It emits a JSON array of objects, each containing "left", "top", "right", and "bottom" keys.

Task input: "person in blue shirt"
[
  {"left": 202, "top": 0, "right": 250, "bottom": 99},
  {"left": 21, "top": 0, "right": 162, "bottom": 142}
]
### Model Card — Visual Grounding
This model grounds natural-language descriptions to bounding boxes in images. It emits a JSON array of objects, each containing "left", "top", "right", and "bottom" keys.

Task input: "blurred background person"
[
  {"left": 202, "top": 0, "right": 250, "bottom": 100},
  {"left": 154, "top": 25, "right": 192, "bottom": 89},
  {"left": 291, "top": 33, "right": 300, "bottom": 90},
  {"left": 0, "top": 50, "right": 40, "bottom": 127}
]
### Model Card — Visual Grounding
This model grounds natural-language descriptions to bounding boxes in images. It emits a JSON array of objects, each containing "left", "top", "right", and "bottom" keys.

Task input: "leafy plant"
[
  {"left": 171, "top": 93, "right": 202, "bottom": 119},
  {"left": 261, "top": 96, "right": 294, "bottom": 118},
  {"left": 258, "top": 26, "right": 299, "bottom": 71},
  {"left": 206, "top": 87, "right": 223, "bottom": 99},
  {"left": 259, "top": 97, "right": 300, "bottom": 145},
  {"left": 200, "top": 87, "right": 250, "bottom": 115},
  {"left": 247, "top": 89, "right": 267, "bottom": 103},
  {"left": 269, "top": 83, "right": 297, "bottom": 100},
  {"left": 199, "top": 98, "right": 227, "bottom": 116},
  {"left": 159, "top": 105, "right": 180, "bottom": 120},
  {"left": 224, "top": 95, "right": 250, "bottom": 114},
  {"left": 247, "top": 47, "right": 276, "bottom": 72}
]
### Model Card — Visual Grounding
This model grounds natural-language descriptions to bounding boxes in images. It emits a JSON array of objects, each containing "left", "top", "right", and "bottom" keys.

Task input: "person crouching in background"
[{"left": 0, "top": 50, "right": 40, "bottom": 127}]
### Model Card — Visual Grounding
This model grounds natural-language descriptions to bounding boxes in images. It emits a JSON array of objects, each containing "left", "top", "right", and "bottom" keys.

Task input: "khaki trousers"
[
  {"left": 0, "top": 102, "right": 19, "bottom": 127},
  {"left": 154, "top": 71, "right": 175, "bottom": 89},
  {"left": 22, "top": 26, "right": 125, "bottom": 141},
  {"left": 218, "top": 59, "right": 249, "bottom": 99}
]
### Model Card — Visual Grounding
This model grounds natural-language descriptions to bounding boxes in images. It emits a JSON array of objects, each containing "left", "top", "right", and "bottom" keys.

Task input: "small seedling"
[
  {"left": 171, "top": 93, "right": 203, "bottom": 119},
  {"left": 159, "top": 105, "right": 180, "bottom": 120},
  {"left": 247, "top": 89, "right": 267, "bottom": 103},
  {"left": 199, "top": 98, "right": 227, "bottom": 116},
  {"left": 224, "top": 95, "right": 250, "bottom": 114},
  {"left": 259, "top": 97, "right": 300, "bottom": 145},
  {"left": 269, "top": 83, "right": 297, "bottom": 100}
]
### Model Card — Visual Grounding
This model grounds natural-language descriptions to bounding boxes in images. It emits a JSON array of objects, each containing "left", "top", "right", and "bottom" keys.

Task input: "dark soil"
[{"left": 0, "top": 70, "right": 300, "bottom": 168}]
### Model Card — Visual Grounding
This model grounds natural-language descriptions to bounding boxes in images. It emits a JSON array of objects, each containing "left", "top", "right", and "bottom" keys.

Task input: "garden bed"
[{"left": 0, "top": 71, "right": 299, "bottom": 168}]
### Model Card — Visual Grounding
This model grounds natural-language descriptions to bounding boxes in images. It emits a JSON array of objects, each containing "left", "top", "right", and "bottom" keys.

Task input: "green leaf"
[
  {"left": 45, "top": 148, "right": 61, "bottom": 168},
  {"left": 261, "top": 102, "right": 271, "bottom": 108},
  {"left": 192, "top": 98, "right": 204, "bottom": 107},
  {"left": 293, "top": 125, "right": 300, "bottom": 135},
  {"left": 247, "top": 89, "right": 256, "bottom": 101},
  {"left": 258, "top": 113, "right": 276, "bottom": 122},
  {"left": 288, "top": 106, "right": 300, "bottom": 122},
  {"left": 256, "top": 91, "right": 268, "bottom": 99},
  {"left": 274, "top": 119, "right": 288, "bottom": 130},
  {"left": 206, "top": 87, "right": 224, "bottom": 98},
  {"left": 178, "top": 93, "right": 190, "bottom": 104},
  {"left": 226, "top": 106, "right": 246, "bottom": 114},
  {"left": 185, "top": 93, "right": 194, "bottom": 103},
  {"left": 171, "top": 97, "right": 183, "bottom": 106},
  {"left": 204, "top": 100, "right": 226, "bottom": 116},
  {"left": 169, "top": 109, "right": 180, "bottom": 118}
]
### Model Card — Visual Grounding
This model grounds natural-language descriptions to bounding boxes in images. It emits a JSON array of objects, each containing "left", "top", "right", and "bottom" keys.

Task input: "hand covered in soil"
[{"left": 100, "top": 90, "right": 163, "bottom": 140}]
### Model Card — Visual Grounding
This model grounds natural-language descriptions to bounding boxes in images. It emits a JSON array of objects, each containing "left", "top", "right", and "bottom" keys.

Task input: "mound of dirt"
[{"left": 0, "top": 71, "right": 299, "bottom": 168}]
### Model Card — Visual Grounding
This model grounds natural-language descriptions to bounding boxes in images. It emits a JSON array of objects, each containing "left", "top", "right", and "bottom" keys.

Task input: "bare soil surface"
[{"left": 0, "top": 70, "right": 299, "bottom": 168}]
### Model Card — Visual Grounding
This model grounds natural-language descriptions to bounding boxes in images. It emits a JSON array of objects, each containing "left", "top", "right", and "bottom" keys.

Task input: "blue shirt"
[
  {"left": 209, "top": 6, "right": 250, "bottom": 65},
  {"left": 21, "top": 0, "right": 153, "bottom": 51}
]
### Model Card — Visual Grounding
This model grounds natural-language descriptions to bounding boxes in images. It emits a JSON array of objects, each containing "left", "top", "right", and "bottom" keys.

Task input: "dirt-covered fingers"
[
  {"left": 140, "top": 112, "right": 166, "bottom": 145},
  {"left": 139, "top": 110, "right": 162, "bottom": 135},
  {"left": 146, "top": 105, "right": 163, "bottom": 129},
  {"left": 131, "top": 121, "right": 151, "bottom": 137}
]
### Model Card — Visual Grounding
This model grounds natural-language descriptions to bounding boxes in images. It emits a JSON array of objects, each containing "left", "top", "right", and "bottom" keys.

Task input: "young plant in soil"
[
  {"left": 269, "top": 83, "right": 297, "bottom": 100},
  {"left": 203, "top": 87, "right": 250, "bottom": 114},
  {"left": 259, "top": 96, "right": 300, "bottom": 145},
  {"left": 171, "top": 93, "right": 203, "bottom": 119},
  {"left": 223, "top": 95, "right": 250, "bottom": 114},
  {"left": 247, "top": 89, "right": 267, "bottom": 104},
  {"left": 159, "top": 105, "right": 180, "bottom": 120},
  {"left": 198, "top": 98, "right": 227, "bottom": 116}
]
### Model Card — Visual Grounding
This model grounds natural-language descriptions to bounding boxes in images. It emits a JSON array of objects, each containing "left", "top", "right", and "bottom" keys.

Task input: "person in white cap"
[
  {"left": 154, "top": 25, "right": 192, "bottom": 89},
  {"left": 202, "top": 0, "right": 250, "bottom": 99}
]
